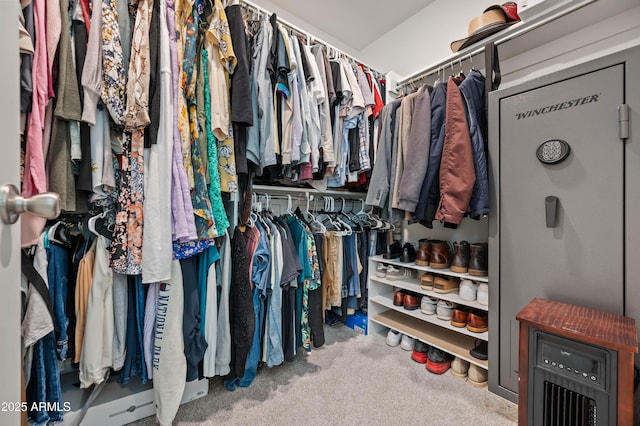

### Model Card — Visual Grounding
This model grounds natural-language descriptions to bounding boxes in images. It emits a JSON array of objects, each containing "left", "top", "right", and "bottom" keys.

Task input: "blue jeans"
[
  {"left": 27, "top": 332, "right": 62, "bottom": 425},
  {"left": 224, "top": 288, "right": 264, "bottom": 390},
  {"left": 237, "top": 288, "right": 265, "bottom": 388},
  {"left": 345, "top": 234, "right": 360, "bottom": 311},
  {"left": 119, "top": 275, "right": 148, "bottom": 384},
  {"left": 47, "top": 244, "right": 69, "bottom": 361}
]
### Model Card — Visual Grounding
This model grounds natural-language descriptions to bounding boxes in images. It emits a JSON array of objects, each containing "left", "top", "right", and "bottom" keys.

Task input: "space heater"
[{"left": 516, "top": 298, "right": 637, "bottom": 426}]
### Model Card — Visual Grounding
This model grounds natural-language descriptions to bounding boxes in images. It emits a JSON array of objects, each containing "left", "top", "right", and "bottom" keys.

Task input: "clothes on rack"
[
  {"left": 366, "top": 70, "right": 490, "bottom": 228},
  {"left": 244, "top": 13, "right": 385, "bottom": 192},
  {"left": 16, "top": 0, "right": 384, "bottom": 422}
]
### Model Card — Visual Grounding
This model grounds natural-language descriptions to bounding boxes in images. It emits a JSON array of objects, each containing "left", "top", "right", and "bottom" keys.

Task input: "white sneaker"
[
  {"left": 420, "top": 296, "right": 438, "bottom": 315},
  {"left": 459, "top": 279, "right": 479, "bottom": 301},
  {"left": 376, "top": 263, "right": 388, "bottom": 278},
  {"left": 386, "top": 265, "right": 402, "bottom": 280},
  {"left": 477, "top": 283, "right": 489, "bottom": 306},
  {"left": 436, "top": 300, "right": 456, "bottom": 321},
  {"left": 400, "top": 334, "right": 414, "bottom": 351},
  {"left": 386, "top": 329, "right": 401, "bottom": 346}
]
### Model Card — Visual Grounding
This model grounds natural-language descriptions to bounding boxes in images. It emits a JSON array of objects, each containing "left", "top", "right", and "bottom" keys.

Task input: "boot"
[
  {"left": 430, "top": 241, "right": 452, "bottom": 269},
  {"left": 415, "top": 239, "right": 431, "bottom": 266},
  {"left": 450, "top": 241, "right": 470, "bottom": 273},
  {"left": 468, "top": 243, "right": 488, "bottom": 276}
]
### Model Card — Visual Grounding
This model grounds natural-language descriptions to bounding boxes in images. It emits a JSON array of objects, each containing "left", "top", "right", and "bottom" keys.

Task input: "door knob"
[{"left": 0, "top": 184, "right": 61, "bottom": 225}]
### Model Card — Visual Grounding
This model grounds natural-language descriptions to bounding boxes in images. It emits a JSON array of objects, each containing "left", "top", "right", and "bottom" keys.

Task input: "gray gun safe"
[{"left": 487, "top": 45, "right": 640, "bottom": 403}]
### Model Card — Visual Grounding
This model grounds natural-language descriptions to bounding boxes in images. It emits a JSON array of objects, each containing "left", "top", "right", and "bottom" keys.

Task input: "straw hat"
[{"left": 450, "top": 2, "right": 521, "bottom": 53}]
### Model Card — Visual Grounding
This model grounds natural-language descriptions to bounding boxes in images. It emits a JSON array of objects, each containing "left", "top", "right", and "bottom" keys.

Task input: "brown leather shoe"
[
  {"left": 420, "top": 273, "right": 434, "bottom": 290},
  {"left": 430, "top": 241, "right": 452, "bottom": 269},
  {"left": 450, "top": 241, "right": 470, "bottom": 273},
  {"left": 468, "top": 243, "right": 488, "bottom": 276},
  {"left": 403, "top": 292, "right": 421, "bottom": 310},
  {"left": 466, "top": 311, "right": 488, "bottom": 333},
  {"left": 415, "top": 239, "right": 431, "bottom": 266},
  {"left": 433, "top": 275, "right": 460, "bottom": 294},
  {"left": 393, "top": 290, "right": 405, "bottom": 306},
  {"left": 450, "top": 308, "right": 469, "bottom": 328}
]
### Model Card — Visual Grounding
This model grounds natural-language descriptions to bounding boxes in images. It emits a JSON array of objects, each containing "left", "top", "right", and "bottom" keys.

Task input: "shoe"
[
  {"left": 430, "top": 241, "right": 452, "bottom": 269},
  {"left": 400, "top": 334, "right": 414, "bottom": 351},
  {"left": 411, "top": 340, "right": 430, "bottom": 364},
  {"left": 468, "top": 364, "right": 488, "bottom": 387},
  {"left": 386, "top": 329, "right": 402, "bottom": 347},
  {"left": 383, "top": 240, "right": 402, "bottom": 260},
  {"left": 402, "top": 292, "right": 421, "bottom": 310},
  {"left": 426, "top": 347, "right": 453, "bottom": 374},
  {"left": 375, "top": 263, "right": 388, "bottom": 278},
  {"left": 467, "top": 311, "right": 488, "bottom": 333},
  {"left": 450, "top": 357, "right": 470, "bottom": 378},
  {"left": 436, "top": 300, "right": 456, "bottom": 321},
  {"left": 420, "top": 296, "right": 438, "bottom": 315},
  {"left": 386, "top": 265, "right": 402, "bottom": 280},
  {"left": 420, "top": 273, "right": 434, "bottom": 290},
  {"left": 468, "top": 243, "right": 488, "bottom": 276},
  {"left": 450, "top": 308, "right": 470, "bottom": 328},
  {"left": 433, "top": 275, "right": 460, "bottom": 294},
  {"left": 415, "top": 239, "right": 431, "bottom": 266},
  {"left": 393, "top": 289, "right": 405, "bottom": 306},
  {"left": 459, "top": 279, "right": 479, "bottom": 301},
  {"left": 400, "top": 243, "right": 417, "bottom": 263},
  {"left": 450, "top": 241, "right": 470, "bottom": 273},
  {"left": 401, "top": 268, "right": 418, "bottom": 279},
  {"left": 470, "top": 340, "right": 488, "bottom": 360},
  {"left": 477, "top": 283, "right": 488, "bottom": 306}
]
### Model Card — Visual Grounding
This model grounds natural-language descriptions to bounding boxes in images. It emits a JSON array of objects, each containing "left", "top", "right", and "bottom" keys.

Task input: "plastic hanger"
[{"left": 88, "top": 212, "right": 106, "bottom": 237}]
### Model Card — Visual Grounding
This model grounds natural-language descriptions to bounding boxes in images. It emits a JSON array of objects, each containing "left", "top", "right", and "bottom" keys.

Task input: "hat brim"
[{"left": 450, "top": 21, "right": 512, "bottom": 53}]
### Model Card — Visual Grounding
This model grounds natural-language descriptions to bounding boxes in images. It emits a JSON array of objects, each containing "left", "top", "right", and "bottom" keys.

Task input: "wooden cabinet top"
[{"left": 516, "top": 298, "right": 638, "bottom": 353}]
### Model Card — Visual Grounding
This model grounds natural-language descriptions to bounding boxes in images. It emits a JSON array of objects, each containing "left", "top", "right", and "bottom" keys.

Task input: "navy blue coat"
[{"left": 459, "top": 70, "right": 490, "bottom": 219}]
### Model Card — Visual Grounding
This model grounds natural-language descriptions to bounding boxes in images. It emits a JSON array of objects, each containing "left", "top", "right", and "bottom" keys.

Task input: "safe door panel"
[{"left": 498, "top": 64, "right": 624, "bottom": 393}]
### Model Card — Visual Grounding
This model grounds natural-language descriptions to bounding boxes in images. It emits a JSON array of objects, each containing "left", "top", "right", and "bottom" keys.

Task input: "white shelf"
[
  {"left": 371, "top": 255, "right": 490, "bottom": 283},
  {"left": 370, "top": 310, "right": 488, "bottom": 370},
  {"left": 253, "top": 184, "right": 367, "bottom": 198},
  {"left": 370, "top": 276, "right": 488, "bottom": 312},
  {"left": 370, "top": 294, "right": 488, "bottom": 341}
]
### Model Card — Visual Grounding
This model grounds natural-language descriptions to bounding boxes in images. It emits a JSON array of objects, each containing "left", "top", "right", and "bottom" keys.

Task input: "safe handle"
[{"left": 545, "top": 196, "right": 558, "bottom": 228}]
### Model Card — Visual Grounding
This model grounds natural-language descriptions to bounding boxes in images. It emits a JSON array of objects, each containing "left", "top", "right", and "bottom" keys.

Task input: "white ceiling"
[{"left": 267, "top": 0, "right": 437, "bottom": 51}]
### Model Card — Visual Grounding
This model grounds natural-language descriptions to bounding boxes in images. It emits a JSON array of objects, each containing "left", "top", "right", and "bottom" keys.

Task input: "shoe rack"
[{"left": 368, "top": 255, "right": 489, "bottom": 370}]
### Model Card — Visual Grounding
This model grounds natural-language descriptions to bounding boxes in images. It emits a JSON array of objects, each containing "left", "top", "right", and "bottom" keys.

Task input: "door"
[
  {"left": 0, "top": 0, "right": 25, "bottom": 424},
  {"left": 497, "top": 64, "right": 625, "bottom": 394}
]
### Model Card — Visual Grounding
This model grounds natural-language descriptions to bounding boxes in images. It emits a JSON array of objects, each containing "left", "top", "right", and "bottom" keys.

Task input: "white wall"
[
  {"left": 359, "top": 0, "right": 495, "bottom": 77},
  {"left": 359, "top": 0, "right": 640, "bottom": 86},
  {"left": 245, "top": 0, "right": 362, "bottom": 59}
]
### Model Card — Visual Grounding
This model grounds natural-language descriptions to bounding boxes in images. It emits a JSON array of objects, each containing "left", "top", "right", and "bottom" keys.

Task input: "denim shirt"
[{"left": 252, "top": 221, "right": 271, "bottom": 296}]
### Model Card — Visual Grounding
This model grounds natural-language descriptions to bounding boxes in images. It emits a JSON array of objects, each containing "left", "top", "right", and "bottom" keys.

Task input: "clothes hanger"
[
  {"left": 46, "top": 221, "right": 68, "bottom": 247},
  {"left": 87, "top": 212, "right": 106, "bottom": 238}
]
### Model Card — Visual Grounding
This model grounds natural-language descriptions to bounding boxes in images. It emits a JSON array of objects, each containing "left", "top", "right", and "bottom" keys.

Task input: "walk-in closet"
[{"left": 2, "top": 0, "right": 640, "bottom": 425}]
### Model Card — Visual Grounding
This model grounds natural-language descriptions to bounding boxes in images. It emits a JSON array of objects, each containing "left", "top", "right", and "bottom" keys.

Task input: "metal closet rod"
[
  {"left": 395, "top": 0, "right": 597, "bottom": 92},
  {"left": 398, "top": 50, "right": 482, "bottom": 91},
  {"left": 239, "top": 0, "right": 385, "bottom": 80}
]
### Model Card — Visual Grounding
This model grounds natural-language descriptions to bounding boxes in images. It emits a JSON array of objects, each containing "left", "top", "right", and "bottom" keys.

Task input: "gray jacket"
[{"left": 397, "top": 85, "right": 431, "bottom": 212}]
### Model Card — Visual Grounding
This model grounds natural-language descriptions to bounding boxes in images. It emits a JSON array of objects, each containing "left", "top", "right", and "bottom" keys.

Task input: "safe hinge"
[{"left": 618, "top": 104, "right": 629, "bottom": 139}]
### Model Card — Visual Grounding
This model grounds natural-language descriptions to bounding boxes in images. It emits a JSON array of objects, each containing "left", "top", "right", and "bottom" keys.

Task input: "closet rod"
[
  {"left": 239, "top": 0, "right": 385, "bottom": 80},
  {"left": 395, "top": 0, "right": 597, "bottom": 92},
  {"left": 252, "top": 184, "right": 367, "bottom": 199}
]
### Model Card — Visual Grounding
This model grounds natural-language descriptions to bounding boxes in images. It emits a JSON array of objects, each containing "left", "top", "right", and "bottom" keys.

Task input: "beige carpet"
[{"left": 129, "top": 324, "right": 518, "bottom": 425}]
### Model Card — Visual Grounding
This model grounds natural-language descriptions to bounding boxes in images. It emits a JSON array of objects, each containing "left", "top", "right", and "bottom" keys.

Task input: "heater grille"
[{"left": 543, "top": 381, "right": 596, "bottom": 426}]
